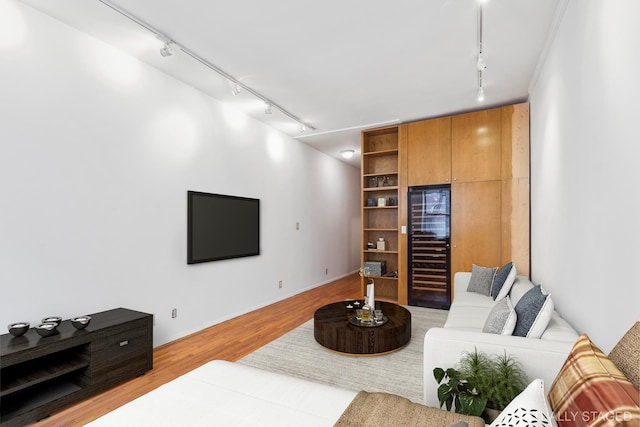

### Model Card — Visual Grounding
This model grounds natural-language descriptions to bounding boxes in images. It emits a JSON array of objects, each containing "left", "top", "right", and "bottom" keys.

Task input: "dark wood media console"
[{"left": 0, "top": 308, "right": 153, "bottom": 427}]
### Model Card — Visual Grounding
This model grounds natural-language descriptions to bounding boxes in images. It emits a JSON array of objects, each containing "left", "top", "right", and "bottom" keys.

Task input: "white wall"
[
  {"left": 0, "top": 2, "right": 361, "bottom": 346},
  {"left": 529, "top": 0, "right": 640, "bottom": 352}
]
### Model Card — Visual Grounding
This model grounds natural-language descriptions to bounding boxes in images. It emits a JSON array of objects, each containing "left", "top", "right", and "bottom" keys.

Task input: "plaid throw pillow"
[{"left": 548, "top": 334, "right": 640, "bottom": 427}]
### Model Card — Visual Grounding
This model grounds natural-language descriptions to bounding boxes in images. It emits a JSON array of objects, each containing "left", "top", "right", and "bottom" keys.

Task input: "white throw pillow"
[
  {"left": 482, "top": 296, "right": 517, "bottom": 335},
  {"left": 489, "top": 379, "right": 557, "bottom": 427}
]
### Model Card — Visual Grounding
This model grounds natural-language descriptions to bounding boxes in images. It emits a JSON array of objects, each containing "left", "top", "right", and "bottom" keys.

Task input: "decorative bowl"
[
  {"left": 35, "top": 322, "right": 59, "bottom": 337},
  {"left": 41, "top": 316, "right": 62, "bottom": 327},
  {"left": 71, "top": 316, "right": 92, "bottom": 329},
  {"left": 8, "top": 322, "right": 30, "bottom": 337}
]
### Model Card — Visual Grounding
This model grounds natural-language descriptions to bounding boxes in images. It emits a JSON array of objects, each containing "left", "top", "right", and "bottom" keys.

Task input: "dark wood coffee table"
[{"left": 313, "top": 301, "right": 411, "bottom": 355}]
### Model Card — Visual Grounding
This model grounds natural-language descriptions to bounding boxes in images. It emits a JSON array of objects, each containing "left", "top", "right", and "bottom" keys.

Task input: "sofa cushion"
[
  {"left": 609, "top": 321, "right": 640, "bottom": 390},
  {"left": 482, "top": 296, "right": 517, "bottom": 335},
  {"left": 491, "top": 262, "right": 517, "bottom": 301},
  {"left": 513, "top": 285, "right": 554, "bottom": 338},
  {"left": 489, "top": 378, "right": 557, "bottom": 427},
  {"left": 467, "top": 264, "right": 497, "bottom": 296},
  {"left": 548, "top": 334, "right": 640, "bottom": 427},
  {"left": 508, "top": 279, "right": 534, "bottom": 306}
]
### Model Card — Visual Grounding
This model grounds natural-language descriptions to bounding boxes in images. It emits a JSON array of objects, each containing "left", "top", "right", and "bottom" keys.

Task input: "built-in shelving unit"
[{"left": 361, "top": 126, "right": 401, "bottom": 303}]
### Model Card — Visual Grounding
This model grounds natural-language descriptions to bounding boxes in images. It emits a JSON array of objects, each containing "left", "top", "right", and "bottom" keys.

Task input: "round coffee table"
[{"left": 313, "top": 301, "right": 411, "bottom": 355}]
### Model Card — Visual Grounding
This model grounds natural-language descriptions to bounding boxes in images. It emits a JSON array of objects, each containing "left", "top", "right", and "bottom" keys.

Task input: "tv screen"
[{"left": 187, "top": 191, "right": 260, "bottom": 264}]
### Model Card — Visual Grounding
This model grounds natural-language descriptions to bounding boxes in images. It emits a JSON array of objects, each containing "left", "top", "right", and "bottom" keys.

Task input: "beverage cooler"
[{"left": 408, "top": 185, "right": 451, "bottom": 309}]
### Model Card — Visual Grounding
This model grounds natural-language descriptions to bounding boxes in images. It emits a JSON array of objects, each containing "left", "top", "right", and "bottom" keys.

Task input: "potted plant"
[
  {"left": 434, "top": 349, "right": 529, "bottom": 422},
  {"left": 433, "top": 366, "right": 487, "bottom": 417}
]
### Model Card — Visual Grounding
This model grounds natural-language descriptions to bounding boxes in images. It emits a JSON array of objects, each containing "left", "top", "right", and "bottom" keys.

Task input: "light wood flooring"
[{"left": 30, "top": 273, "right": 361, "bottom": 426}]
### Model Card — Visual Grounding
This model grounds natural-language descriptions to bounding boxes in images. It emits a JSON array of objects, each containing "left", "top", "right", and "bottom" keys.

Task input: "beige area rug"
[{"left": 237, "top": 305, "right": 448, "bottom": 404}]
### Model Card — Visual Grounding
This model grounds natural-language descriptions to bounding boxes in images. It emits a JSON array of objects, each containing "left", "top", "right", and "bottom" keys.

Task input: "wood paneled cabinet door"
[
  {"left": 451, "top": 108, "right": 502, "bottom": 183},
  {"left": 407, "top": 117, "right": 451, "bottom": 186},
  {"left": 450, "top": 181, "right": 502, "bottom": 279}
]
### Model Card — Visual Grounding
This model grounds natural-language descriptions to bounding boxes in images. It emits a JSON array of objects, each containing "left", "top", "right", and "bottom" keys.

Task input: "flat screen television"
[{"left": 187, "top": 191, "right": 260, "bottom": 264}]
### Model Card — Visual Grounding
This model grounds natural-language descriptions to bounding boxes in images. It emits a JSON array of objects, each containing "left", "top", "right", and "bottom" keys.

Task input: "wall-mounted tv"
[{"left": 187, "top": 191, "right": 260, "bottom": 264}]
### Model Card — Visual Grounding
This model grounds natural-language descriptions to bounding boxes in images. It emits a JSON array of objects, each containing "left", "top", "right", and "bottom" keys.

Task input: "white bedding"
[{"left": 86, "top": 360, "right": 358, "bottom": 426}]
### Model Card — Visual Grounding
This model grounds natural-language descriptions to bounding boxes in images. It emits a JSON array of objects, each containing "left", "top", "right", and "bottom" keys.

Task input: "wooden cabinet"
[
  {"left": 451, "top": 107, "right": 502, "bottom": 183},
  {"left": 0, "top": 308, "right": 153, "bottom": 427},
  {"left": 397, "top": 102, "right": 529, "bottom": 305},
  {"left": 407, "top": 117, "right": 451, "bottom": 186},
  {"left": 361, "top": 126, "right": 402, "bottom": 303},
  {"left": 450, "top": 181, "right": 502, "bottom": 275}
]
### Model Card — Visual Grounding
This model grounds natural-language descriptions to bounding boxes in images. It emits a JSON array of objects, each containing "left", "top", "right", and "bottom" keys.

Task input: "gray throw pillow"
[
  {"left": 491, "top": 262, "right": 517, "bottom": 300},
  {"left": 466, "top": 264, "right": 497, "bottom": 296},
  {"left": 483, "top": 296, "right": 517, "bottom": 335},
  {"left": 513, "top": 284, "right": 554, "bottom": 338}
]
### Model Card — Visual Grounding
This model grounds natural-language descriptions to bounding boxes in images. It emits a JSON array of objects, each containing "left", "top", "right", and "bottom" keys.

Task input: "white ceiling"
[{"left": 20, "top": 0, "right": 561, "bottom": 167}]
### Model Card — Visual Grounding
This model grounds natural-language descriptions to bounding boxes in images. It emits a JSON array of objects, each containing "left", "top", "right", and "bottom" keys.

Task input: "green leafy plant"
[
  {"left": 434, "top": 349, "right": 529, "bottom": 420},
  {"left": 484, "top": 351, "right": 529, "bottom": 410},
  {"left": 433, "top": 367, "right": 487, "bottom": 417}
]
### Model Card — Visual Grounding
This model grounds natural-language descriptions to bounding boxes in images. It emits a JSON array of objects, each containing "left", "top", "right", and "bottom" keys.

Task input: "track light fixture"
[
  {"left": 231, "top": 83, "right": 240, "bottom": 96},
  {"left": 156, "top": 33, "right": 174, "bottom": 58},
  {"left": 98, "top": 0, "right": 315, "bottom": 133},
  {"left": 160, "top": 41, "right": 173, "bottom": 57},
  {"left": 476, "top": 2, "right": 486, "bottom": 102},
  {"left": 476, "top": 53, "right": 486, "bottom": 72},
  {"left": 264, "top": 103, "right": 273, "bottom": 115}
]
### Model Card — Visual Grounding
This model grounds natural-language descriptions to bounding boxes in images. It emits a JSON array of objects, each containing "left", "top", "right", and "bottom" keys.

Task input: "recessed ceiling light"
[{"left": 341, "top": 150, "right": 355, "bottom": 159}]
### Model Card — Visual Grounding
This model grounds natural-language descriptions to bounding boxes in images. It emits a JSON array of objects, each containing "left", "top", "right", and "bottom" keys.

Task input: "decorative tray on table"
[{"left": 348, "top": 315, "right": 388, "bottom": 328}]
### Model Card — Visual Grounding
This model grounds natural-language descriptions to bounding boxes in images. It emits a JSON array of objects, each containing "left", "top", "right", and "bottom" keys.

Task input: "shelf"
[
  {"left": 1, "top": 377, "right": 83, "bottom": 421},
  {"left": 362, "top": 149, "right": 398, "bottom": 157},
  {"left": 364, "top": 206, "right": 398, "bottom": 210},
  {"left": 364, "top": 250, "right": 398, "bottom": 254},
  {"left": 0, "top": 349, "right": 89, "bottom": 397},
  {"left": 363, "top": 186, "right": 398, "bottom": 192},
  {"left": 363, "top": 228, "right": 398, "bottom": 232},
  {"left": 362, "top": 275, "right": 398, "bottom": 281},
  {"left": 363, "top": 172, "right": 398, "bottom": 177}
]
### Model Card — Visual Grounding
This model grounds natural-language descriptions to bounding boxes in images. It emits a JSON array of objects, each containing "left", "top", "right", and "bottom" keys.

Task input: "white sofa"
[
  {"left": 423, "top": 272, "right": 580, "bottom": 408},
  {"left": 87, "top": 360, "right": 358, "bottom": 426}
]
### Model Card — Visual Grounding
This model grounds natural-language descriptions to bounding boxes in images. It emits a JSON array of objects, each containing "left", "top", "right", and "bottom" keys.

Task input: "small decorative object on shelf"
[
  {"left": 370, "top": 176, "right": 379, "bottom": 187},
  {"left": 377, "top": 197, "right": 386, "bottom": 207},
  {"left": 366, "top": 198, "right": 376, "bottom": 207},
  {"left": 41, "top": 316, "right": 62, "bottom": 327},
  {"left": 388, "top": 197, "right": 397, "bottom": 206},
  {"left": 382, "top": 176, "right": 390, "bottom": 186},
  {"left": 367, "top": 242, "right": 376, "bottom": 250},
  {"left": 8, "top": 322, "right": 29, "bottom": 337},
  {"left": 363, "top": 261, "right": 386, "bottom": 276},
  {"left": 35, "top": 322, "right": 58, "bottom": 337},
  {"left": 376, "top": 237, "right": 386, "bottom": 251},
  {"left": 71, "top": 315, "right": 92, "bottom": 329}
]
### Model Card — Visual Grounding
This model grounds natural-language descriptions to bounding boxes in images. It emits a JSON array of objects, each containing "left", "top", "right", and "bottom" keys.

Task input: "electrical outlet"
[
  {"left": 171, "top": 308, "right": 177, "bottom": 319},
  {"left": 278, "top": 280, "right": 283, "bottom": 289}
]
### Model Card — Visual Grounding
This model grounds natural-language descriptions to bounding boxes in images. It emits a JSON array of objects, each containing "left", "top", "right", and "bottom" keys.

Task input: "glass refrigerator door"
[{"left": 408, "top": 186, "right": 451, "bottom": 309}]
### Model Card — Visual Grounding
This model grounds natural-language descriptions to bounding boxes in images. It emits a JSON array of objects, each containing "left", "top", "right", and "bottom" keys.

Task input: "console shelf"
[{"left": 0, "top": 308, "right": 153, "bottom": 427}]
